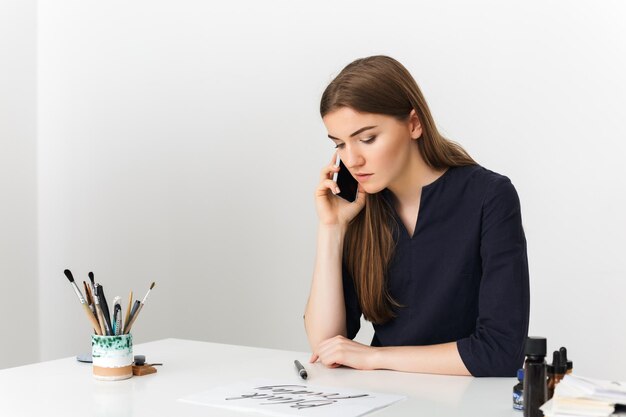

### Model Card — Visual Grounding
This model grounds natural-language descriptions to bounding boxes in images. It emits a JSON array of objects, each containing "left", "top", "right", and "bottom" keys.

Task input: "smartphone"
[{"left": 332, "top": 156, "right": 358, "bottom": 202}]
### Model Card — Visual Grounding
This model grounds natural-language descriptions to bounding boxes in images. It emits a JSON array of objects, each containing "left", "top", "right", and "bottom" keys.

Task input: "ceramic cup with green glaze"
[{"left": 91, "top": 333, "right": 133, "bottom": 381}]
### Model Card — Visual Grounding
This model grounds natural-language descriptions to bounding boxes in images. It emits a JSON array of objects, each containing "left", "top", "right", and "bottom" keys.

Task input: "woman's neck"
[{"left": 387, "top": 148, "right": 447, "bottom": 209}]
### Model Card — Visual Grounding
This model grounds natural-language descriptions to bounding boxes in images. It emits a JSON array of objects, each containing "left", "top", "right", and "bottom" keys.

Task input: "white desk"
[{"left": 0, "top": 338, "right": 521, "bottom": 416}]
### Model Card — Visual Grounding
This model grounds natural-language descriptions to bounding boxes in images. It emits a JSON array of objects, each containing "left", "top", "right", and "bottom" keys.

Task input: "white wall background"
[
  {"left": 2, "top": 0, "right": 626, "bottom": 379},
  {"left": 0, "top": 0, "right": 38, "bottom": 369}
]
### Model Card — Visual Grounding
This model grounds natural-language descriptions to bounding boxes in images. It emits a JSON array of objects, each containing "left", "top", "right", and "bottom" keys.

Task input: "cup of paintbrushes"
[{"left": 91, "top": 333, "right": 133, "bottom": 381}]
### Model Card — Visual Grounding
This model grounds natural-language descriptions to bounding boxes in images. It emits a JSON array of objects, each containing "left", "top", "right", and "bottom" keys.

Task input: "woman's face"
[{"left": 322, "top": 107, "right": 422, "bottom": 194}]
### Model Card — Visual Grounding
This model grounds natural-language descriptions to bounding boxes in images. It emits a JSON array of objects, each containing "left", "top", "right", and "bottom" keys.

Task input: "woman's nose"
[{"left": 342, "top": 148, "right": 365, "bottom": 168}]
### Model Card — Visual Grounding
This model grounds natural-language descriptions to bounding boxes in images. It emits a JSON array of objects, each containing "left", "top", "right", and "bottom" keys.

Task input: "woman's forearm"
[
  {"left": 372, "top": 342, "right": 471, "bottom": 376},
  {"left": 304, "top": 224, "right": 348, "bottom": 349}
]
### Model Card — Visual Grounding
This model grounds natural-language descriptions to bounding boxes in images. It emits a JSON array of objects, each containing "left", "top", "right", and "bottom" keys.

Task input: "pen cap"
[{"left": 524, "top": 337, "right": 547, "bottom": 358}]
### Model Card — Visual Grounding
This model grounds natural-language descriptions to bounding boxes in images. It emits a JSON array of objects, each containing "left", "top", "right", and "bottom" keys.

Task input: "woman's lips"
[{"left": 354, "top": 173, "right": 373, "bottom": 182}]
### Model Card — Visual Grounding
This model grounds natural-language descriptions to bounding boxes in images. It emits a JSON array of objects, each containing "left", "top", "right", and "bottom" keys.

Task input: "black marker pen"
[{"left": 294, "top": 360, "right": 308, "bottom": 380}]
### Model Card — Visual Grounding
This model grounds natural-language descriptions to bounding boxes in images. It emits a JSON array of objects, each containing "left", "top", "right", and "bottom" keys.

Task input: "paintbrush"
[
  {"left": 83, "top": 281, "right": 97, "bottom": 318},
  {"left": 123, "top": 290, "right": 133, "bottom": 334},
  {"left": 88, "top": 271, "right": 96, "bottom": 298},
  {"left": 97, "top": 284, "right": 114, "bottom": 336},
  {"left": 93, "top": 284, "right": 110, "bottom": 335},
  {"left": 63, "top": 269, "right": 102, "bottom": 335},
  {"left": 83, "top": 281, "right": 92, "bottom": 305},
  {"left": 89, "top": 271, "right": 108, "bottom": 334},
  {"left": 124, "top": 282, "right": 155, "bottom": 334},
  {"left": 129, "top": 300, "right": 141, "bottom": 320}
]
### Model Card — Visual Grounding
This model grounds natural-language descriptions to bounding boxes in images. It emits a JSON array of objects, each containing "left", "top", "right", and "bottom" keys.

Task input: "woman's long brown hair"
[{"left": 320, "top": 56, "right": 477, "bottom": 324}]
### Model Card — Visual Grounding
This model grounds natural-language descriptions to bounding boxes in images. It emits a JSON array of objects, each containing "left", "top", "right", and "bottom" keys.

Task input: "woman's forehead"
[{"left": 323, "top": 108, "right": 390, "bottom": 135}]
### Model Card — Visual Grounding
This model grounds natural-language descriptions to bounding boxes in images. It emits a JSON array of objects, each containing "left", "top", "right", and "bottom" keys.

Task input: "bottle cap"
[
  {"left": 517, "top": 368, "right": 524, "bottom": 381},
  {"left": 549, "top": 350, "right": 567, "bottom": 374},
  {"left": 525, "top": 337, "right": 547, "bottom": 356},
  {"left": 560, "top": 347, "right": 573, "bottom": 371}
]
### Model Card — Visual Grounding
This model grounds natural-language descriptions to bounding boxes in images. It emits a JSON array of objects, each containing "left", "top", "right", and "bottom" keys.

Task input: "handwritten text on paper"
[{"left": 226, "top": 384, "right": 370, "bottom": 409}]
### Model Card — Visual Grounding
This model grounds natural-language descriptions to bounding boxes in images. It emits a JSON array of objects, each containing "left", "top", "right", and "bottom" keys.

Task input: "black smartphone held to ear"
[{"left": 332, "top": 156, "right": 358, "bottom": 203}]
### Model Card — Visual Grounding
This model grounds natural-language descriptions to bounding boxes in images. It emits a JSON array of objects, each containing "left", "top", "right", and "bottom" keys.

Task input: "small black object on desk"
[{"left": 294, "top": 360, "right": 308, "bottom": 380}]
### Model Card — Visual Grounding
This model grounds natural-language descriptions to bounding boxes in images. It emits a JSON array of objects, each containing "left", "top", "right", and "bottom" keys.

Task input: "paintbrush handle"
[
  {"left": 123, "top": 291, "right": 133, "bottom": 334},
  {"left": 124, "top": 304, "right": 143, "bottom": 334},
  {"left": 95, "top": 303, "right": 109, "bottom": 335},
  {"left": 83, "top": 282, "right": 98, "bottom": 318},
  {"left": 82, "top": 303, "right": 102, "bottom": 335},
  {"left": 98, "top": 285, "right": 113, "bottom": 334},
  {"left": 83, "top": 281, "right": 92, "bottom": 305}
]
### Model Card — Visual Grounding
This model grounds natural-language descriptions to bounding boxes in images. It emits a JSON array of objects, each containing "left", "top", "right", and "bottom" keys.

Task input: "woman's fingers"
[
  {"left": 313, "top": 335, "right": 348, "bottom": 367},
  {"left": 319, "top": 163, "right": 340, "bottom": 181},
  {"left": 315, "top": 158, "right": 366, "bottom": 226},
  {"left": 316, "top": 179, "right": 340, "bottom": 197},
  {"left": 311, "top": 352, "right": 339, "bottom": 368},
  {"left": 319, "top": 152, "right": 340, "bottom": 180}
]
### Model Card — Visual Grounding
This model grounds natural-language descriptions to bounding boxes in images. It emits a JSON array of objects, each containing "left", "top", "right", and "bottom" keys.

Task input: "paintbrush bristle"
[
  {"left": 64, "top": 269, "right": 74, "bottom": 283},
  {"left": 88, "top": 271, "right": 95, "bottom": 284},
  {"left": 150, "top": 282, "right": 155, "bottom": 290}
]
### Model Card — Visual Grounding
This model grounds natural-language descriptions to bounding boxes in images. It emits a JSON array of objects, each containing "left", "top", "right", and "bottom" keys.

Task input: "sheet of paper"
[{"left": 178, "top": 378, "right": 406, "bottom": 417}]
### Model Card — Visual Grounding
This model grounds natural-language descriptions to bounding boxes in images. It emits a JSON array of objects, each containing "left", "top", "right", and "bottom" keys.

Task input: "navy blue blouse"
[{"left": 342, "top": 164, "right": 530, "bottom": 377}]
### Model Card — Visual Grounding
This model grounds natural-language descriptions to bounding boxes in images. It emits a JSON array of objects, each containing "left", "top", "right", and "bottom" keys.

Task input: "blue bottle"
[{"left": 513, "top": 368, "right": 524, "bottom": 411}]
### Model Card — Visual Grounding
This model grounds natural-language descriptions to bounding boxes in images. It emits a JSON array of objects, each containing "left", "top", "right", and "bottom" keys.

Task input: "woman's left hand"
[{"left": 309, "top": 335, "right": 379, "bottom": 370}]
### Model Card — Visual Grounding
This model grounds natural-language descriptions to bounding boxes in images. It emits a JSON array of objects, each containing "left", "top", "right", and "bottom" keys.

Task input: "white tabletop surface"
[{"left": 0, "top": 338, "right": 521, "bottom": 416}]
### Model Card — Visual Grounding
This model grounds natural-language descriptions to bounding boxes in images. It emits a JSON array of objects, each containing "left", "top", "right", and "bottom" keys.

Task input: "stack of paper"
[{"left": 540, "top": 374, "right": 626, "bottom": 417}]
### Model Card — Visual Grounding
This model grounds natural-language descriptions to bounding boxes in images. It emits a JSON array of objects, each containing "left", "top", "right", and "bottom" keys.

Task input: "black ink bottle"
[
  {"left": 523, "top": 336, "right": 547, "bottom": 417},
  {"left": 513, "top": 368, "right": 524, "bottom": 411}
]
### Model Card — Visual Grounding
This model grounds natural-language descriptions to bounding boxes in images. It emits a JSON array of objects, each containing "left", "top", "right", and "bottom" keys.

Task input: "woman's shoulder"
[
  {"left": 450, "top": 164, "right": 513, "bottom": 188},
  {"left": 446, "top": 164, "right": 519, "bottom": 205}
]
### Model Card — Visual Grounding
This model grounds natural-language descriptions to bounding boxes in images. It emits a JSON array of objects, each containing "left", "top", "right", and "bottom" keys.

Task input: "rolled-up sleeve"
[{"left": 456, "top": 177, "right": 530, "bottom": 377}]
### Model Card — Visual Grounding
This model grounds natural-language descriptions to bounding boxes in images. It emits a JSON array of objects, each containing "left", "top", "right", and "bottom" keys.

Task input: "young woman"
[{"left": 304, "top": 55, "right": 529, "bottom": 377}]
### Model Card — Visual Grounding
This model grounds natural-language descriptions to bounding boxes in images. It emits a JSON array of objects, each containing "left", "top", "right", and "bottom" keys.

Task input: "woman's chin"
[{"left": 361, "top": 183, "right": 385, "bottom": 195}]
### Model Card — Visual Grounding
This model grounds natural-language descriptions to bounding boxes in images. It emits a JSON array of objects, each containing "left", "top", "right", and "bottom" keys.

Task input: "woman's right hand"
[{"left": 315, "top": 154, "right": 367, "bottom": 228}]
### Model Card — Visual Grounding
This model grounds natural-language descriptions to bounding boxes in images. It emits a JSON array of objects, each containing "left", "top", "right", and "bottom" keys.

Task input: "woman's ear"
[{"left": 409, "top": 109, "right": 422, "bottom": 140}]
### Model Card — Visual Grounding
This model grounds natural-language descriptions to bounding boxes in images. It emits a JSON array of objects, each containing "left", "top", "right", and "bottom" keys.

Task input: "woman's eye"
[
  {"left": 334, "top": 143, "right": 345, "bottom": 149},
  {"left": 362, "top": 135, "right": 377, "bottom": 144}
]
